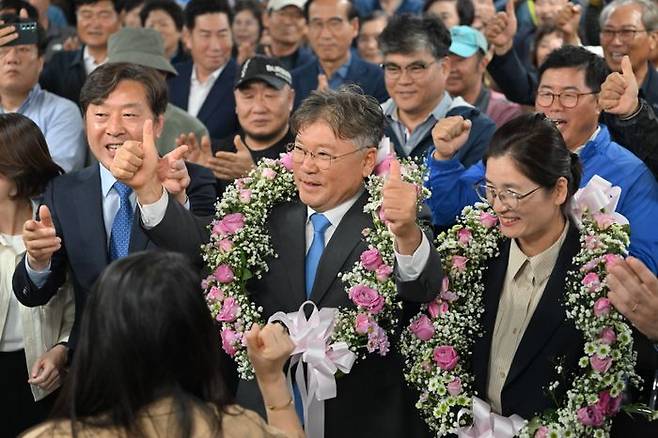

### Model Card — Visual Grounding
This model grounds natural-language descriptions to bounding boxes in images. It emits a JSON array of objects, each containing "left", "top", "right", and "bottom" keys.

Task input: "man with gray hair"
[
  {"left": 111, "top": 85, "right": 444, "bottom": 437},
  {"left": 378, "top": 13, "right": 495, "bottom": 165}
]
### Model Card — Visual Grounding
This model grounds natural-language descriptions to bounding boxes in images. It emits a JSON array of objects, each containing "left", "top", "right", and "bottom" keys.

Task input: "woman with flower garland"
[{"left": 470, "top": 113, "right": 585, "bottom": 419}]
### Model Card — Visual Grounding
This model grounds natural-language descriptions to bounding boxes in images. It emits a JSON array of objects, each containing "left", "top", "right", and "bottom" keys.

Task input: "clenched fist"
[{"left": 432, "top": 116, "right": 472, "bottom": 161}]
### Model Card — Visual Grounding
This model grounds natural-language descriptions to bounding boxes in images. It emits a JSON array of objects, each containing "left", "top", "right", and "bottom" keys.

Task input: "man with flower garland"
[{"left": 111, "top": 86, "right": 444, "bottom": 438}]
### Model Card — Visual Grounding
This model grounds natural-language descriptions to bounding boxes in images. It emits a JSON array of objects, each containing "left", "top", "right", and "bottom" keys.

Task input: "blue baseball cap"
[{"left": 449, "top": 26, "right": 488, "bottom": 58}]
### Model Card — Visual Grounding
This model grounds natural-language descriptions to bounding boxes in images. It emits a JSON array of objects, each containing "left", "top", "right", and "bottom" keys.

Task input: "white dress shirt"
[
  {"left": 83, "top": 46, "right": 106, "bottom": 75},
  {"left": 187, "top": 64, "right": 224, "bottom": 118}
]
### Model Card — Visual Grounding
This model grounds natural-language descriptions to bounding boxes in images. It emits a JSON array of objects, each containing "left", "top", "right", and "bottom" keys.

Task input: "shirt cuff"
[
  {"left": 25, "top": 258, "right": 51, "bottom": 288},
  {"left": 139, "top": 187, "right": 169, "bottom": 229},
  {"left": 394, "top": 232, "right": 431, "bottom": 282}
]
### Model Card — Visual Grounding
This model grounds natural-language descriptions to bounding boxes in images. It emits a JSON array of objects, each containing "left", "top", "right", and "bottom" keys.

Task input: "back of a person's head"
[
  {"left": 50, "top": 251, "right": 230, "bottom": 436},
  {"left": 378, "top": 13, "right": 451, "bottom": 59},
  {"left": 184, "top": 0, "right": 232, "bottom": 29},
  {"left": 0, "top": 113, "right": 63, "bottom": 200},
  {"left": 538, "top": 45, "right": 610, "bottom": 92}
]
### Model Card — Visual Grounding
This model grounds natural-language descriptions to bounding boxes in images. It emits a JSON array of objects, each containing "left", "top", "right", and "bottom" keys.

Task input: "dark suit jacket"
[
  {"left": 168, "top": 59, "right": 239, "bottom": 140},
  {"left": 39, "top": 47, "right": 87, "bottom": 106},
  {"left": 471, "top": 223, "right": 584, "bottom": 418},
  {"left": 12, "top": 163, "right": 217, "bottom": 350},
  {"left": 291, "top": 56, "right": 389, "bottom": 109},
  {"left": 145, "top": 190, "right": 443, "bottom": 438}
]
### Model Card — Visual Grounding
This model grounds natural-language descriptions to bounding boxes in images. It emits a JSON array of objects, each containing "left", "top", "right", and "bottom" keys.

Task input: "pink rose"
[
  {"left": 603, "top": 254, "right": 622, "bottom": 269},
  {"left": 594, "top": 297, "right": 611, "bottom": 317},
  {"left": 534, "top": 426, "right": 548, "bottom": 438},
  {"left": 279, "top": 152, "right": 293, "bottom": 170},
  {"left": 375, "top": 264, "right": 393, "bottom": 282},
  {"left": 409, "top": 314, "right": 435, "bottom": 341},
  {"left": 585, "top": 235, "right": 602, "bottom": 251},
  {"left": 355, "top": 313, "right": 371, "bottom": 334},
  {"left": 582, "top": 258, "right": 601, "bottom": 273},
  {"left": 596, "top": 390, "right": 622, "bottom": 416},
  {"left": 217, "top": 238, "right": 233, "bottom": 253},
  {"left": 479, "top": 211, "right": 498, "bottom": 228},
  {"left": 433, "top": 345, "right": 459, "bottom": 371},
  {"left": 239, "top": 189, "right": 252, "bottom": 203},
  {"left": 214, "top": 264, "right": 235, "bottom": 284},
  {"left": 221, "top": 328, "right": 240, "bottom": 357},
  {"left": 593, "top": 212, "right": 616, "bottom": 230},
  {"left": 216, "top": 297, "right": 240, "bottom": 322},
  {"left": 262, "top": 168, "right": 277, "bottom": 180},
  {"left": 207, "top": 286, "right": 224, "bottom": 301},
  {"left": 201, "top": 276, "right": 212, "bottom": 290},
  {"left": 577, "top": 405, "right": 605, "bottom": 427},
  {"left": 360, "top": 248, "right": 383, "bottom": 271},
  {"left": 590, "top": 354, "right": 612, "bottom": 373},
  {"left": 213, "top": 213, "right": 245, "bottom": 236},
  {"left": 438, "top": 301, "right": 449, "bottom": 315},
  {"left": 451, "top": 255, "right": 468, "bottom": 272},
  {"left": 235, "top": 178, "right": 246, "bottom": 189},
  {"left": 582, "top": 272, "right": 601, "bottom": 292},
  {"left": 599, "top": 327, "right": 617, "bottom": 345},
  {"left": 457, "top": 228, "right": 472, "bottom": 245},
  {"left": 349, "top": 285, "right": 385, "bottom": 314},
  {"left": 447, "top": 377, "right": 462, "bottom": 396},
  {"left": 428, "top": 301, "right": 440, "bottom": 319}
]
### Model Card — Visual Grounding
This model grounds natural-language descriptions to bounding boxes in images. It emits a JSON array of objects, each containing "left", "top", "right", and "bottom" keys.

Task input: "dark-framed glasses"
[
  {"left": 474, "top": 180, "right": 542, "bottom": 209},
  {"left": 535, "top": 90, "right": 598, "bottom": 109},
  {"left": 380, "top": 60, "right": 437, "bottom": 80},
  {"left": 286, "top": 143, "right": 363, "bottom": 170},
  {"left": 600, "top": 28, "right": 647, "bottom": 43}
]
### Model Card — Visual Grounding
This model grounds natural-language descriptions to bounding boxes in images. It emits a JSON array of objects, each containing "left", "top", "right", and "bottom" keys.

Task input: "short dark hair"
[
  {"left": 49, "top": 251, "right": 231, "bottom": 436},
  {"left": 304, "top": 0, "right": 358, "bottom": 22},
  {"left": 483, "top": 113, "right": 582, "bottom": 214},
  {"left": 0, "top": 114, "right": 64, "bottom": 200},
  {"left": 74, "top": 0, "right": 121, "bottom": 13},
  {"left": 121, "top": 0, "right": 143, "bottom": 13},
  {"left": 423, "top": 0, "right": 475, "bottom": 26},
  {"left": 80, "top": 63, "right": 169, "bottom": 117},
  {"left": 0, "top": 0, "right": 38, "bottom": 19},
  {"left": 379, "top": 13, "right": 451, "bottom": 59},
  {"left": 234, "top": 0, "right": 263, "bottom": 32},
  {"left": 538, "top": 45, "right": 610, "bottom": 93},
  {"left": 184, "top": 0, "right": 232, "bottom": 29},
  {"left": 291, "top": 84, "right": 385, "bottom": 150},
  {"left": 0, "top": 13, "right": 48, "bottom": 55},
  {"left": 140, "top": 0, "right": 184, "bottom": 31}
]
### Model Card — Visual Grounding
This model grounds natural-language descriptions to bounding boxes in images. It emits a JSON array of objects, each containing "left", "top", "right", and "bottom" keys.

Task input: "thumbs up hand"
[
  {"left": 599, "top": 55, "right": 640, "bottom": 118},
  {"left": 110, "top": 119, "right": 164, "bottom": 204},
  {"left": 211, "top": 135, "right": 256, "bottom": 181},
  {"left": 431, "top": 116, "right": 472, "bottom": 161},
  {"left": 317, "top": 74, "right": 329, "bottom": 91},
  {"left": 23, "top": 205, "right": 61, "bottom": 271},
  {"left": 484, "top": 0, "right": 517, "bottom": 55},
  {"left": 381, "top": 159, "right": 422, "bottom": 254}
]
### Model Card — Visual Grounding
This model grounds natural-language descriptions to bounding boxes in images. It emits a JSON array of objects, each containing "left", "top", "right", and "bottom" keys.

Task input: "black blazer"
[
  {"left": 12, "top": 163, "right": 217, "bottom": 350},
  {"left": 471, "top": 223, "right": 583, "bottom": 419},
  {"left": 145, "top": 190, "right": 443, "bottom": 438},
  {"left": 168, "top": 59, "right": 239, "bottom": 141},
  {"left": 39, "top": 47, "right": 87, "bottom": 106}
]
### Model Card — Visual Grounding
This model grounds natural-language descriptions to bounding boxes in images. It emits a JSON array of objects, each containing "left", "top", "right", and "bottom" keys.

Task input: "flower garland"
[
  {"left": 201, "top": 153, "right": 428, "bottom": 380},
  {"left": 400, "top": 203, "right": 638, "bottom": 437}
]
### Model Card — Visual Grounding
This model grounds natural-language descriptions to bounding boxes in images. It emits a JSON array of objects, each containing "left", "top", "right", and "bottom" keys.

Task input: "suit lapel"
[
  {"left": 309, "top": 191, "right": 371, "bottom": 305},
  {"left": 472, "top": 240, "right": 511, "bottom": 396},
  {"left": 271, "top": 200, "right": 307, "bottom": 309},
  {"left": 504, "top": 224, "right": 581, "bottom": 388},
  {"left": 169, "top": 62, "right": 192, "bottom": 110},
  {"left": 69, "top": 166, "right": 109, "bottom": 268},
  {"left": 197, "top": 59, "right": 236, "bottom": 123}
]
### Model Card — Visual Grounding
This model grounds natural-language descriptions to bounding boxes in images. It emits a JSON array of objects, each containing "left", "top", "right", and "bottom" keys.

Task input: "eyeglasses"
[
  {"left": 535, "top": 91, "right": 597, "bottom": 109},
  {"left": 308, "top": 17, "right": 348, "bottom": 33},
  {"left": 286, "top": 143, "right": 363, "bottom": 170},
  {"left": 381, "top": 60, "right": 437, "bottom": 80},
  {"left": 474, "top": 181, "right": 542, "bottom": 209},
  {"left": 600, "top": 28, "right": 647, "bottom": 43}
]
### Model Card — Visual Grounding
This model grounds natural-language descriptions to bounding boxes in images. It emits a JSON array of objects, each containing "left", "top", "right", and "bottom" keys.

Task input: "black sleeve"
[{"left": 487, "top": 49, "right": 538, "bottom": 106}]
